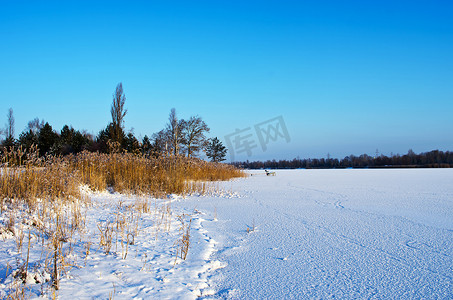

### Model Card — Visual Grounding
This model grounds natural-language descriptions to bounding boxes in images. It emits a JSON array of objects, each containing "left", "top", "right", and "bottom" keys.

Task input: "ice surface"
[{"left": 181, "top": 169, "right": 453, "bottom": 299}]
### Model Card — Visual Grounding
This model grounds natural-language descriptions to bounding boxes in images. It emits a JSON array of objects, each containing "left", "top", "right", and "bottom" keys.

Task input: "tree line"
[
  {"left": 232, "top": 149, "right": 453, "bottom": 169},
  {"left": 1, "top": 83, "right": 228, "bottom": 162}
]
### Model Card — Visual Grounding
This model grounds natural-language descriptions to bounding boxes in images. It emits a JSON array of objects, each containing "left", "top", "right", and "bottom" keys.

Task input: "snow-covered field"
[{"left": 1, "top": 169, "right": 453, "bottom": 299}]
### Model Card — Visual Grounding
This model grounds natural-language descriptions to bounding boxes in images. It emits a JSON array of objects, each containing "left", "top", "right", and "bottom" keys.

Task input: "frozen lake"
[{"left": 182, "top": 169, "right": 453, "bottom": 299}]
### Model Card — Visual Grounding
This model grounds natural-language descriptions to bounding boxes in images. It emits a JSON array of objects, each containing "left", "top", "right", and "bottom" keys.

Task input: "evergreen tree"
[
  {"left": 58, "top": 125, "right": 91, "bottom": 154},
  {"left": 123, "top": 132, "right": 140, "bottom": 153},
  {"left": 38, "top": 122, "right": 58, "bottom": 156},
  {"left": 18, "top": 129, "right": 38, "bottom": 150},
  {"left": 58, "top": 125, "right": 74, "bottom": 154},
  {"left": 142, "top": 135, "right": 151, "bottom": 154},
  {"left": 1, "top": 136, "right": 15, "bottom": 148},
  {"left": 206, "top": 137, "right": 227, "bottom": 162},
  {"left": 96, "top": 123, "right": 123, "bottom": 153}
]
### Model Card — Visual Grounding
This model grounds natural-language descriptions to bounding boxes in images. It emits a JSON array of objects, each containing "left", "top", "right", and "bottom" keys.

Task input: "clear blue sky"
[{"left": 1, "top": 0, "right": 452, "bottom": 161}]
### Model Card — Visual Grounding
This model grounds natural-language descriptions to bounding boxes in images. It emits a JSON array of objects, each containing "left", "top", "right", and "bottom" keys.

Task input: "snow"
[{"left": 1, "top": 169, "right": 453, "bottom": 299}]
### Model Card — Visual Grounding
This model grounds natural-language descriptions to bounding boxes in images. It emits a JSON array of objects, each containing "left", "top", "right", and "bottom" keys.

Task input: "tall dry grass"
[
  {"left": 70, "top": 151, "right": 244, "bottom": 196},
  {"left": 0, "top": 147, "right": 244, "bottom": 298},
  {"left": 1, "top": 148, "right": 244, "bottom": 203},
  {"left": 0, "top": 146, "right": 81, "bottom": 211}
]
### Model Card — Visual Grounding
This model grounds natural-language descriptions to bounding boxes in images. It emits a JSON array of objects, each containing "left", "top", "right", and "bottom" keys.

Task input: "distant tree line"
[
  {"left": 232, "top": 149, "right": 453, "bottom": 169},
  {"left": 0, "top": 83, "right": 227, "bottom": 162}
]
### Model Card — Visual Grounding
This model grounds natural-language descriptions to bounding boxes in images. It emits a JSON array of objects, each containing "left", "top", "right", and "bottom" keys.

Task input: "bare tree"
[
  {"left": 6, "top": 108, "right": 15, "bottom": 140},
  {"left": 181, "top": 116, "right": 210, "bottom": 157},
  {"left": 111, "top": 83, "right": 127, "bottom": 144},
  {"left": 151, "top": 129, "right": 171, "bottom": 156},
  {"left": 27, "top": 117, "right": 45, "bottom": 134},
  {"left": 166, "top": 108, "right": 184, "bottom": 156}
]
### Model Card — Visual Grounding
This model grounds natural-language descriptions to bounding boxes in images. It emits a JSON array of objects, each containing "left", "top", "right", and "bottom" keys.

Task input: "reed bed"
[
  {"left": 0, "top": 146, "right": 81, "bottom": 211},
  {"left": 70, "top": 151, "right": 245, "bottom": 196},
  {"left": 1, "top": 148, "right": 244, "bottom": 204},
  {"left": 0, "top": 147, "right": 244, "bottom": 298}
]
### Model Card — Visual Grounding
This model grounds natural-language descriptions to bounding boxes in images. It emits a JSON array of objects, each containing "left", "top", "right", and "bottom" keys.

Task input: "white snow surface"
[{"left": 1, "top": 169, "right": 453, "bottom": 299}]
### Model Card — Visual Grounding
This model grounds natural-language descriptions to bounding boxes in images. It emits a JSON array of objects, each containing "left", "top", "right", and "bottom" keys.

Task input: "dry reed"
[
  {"left": 0, "top": 147, "right": 244, "bottom": 298},
  {"left": 71, "top": 151, "right": 244, "bottom": 196}
]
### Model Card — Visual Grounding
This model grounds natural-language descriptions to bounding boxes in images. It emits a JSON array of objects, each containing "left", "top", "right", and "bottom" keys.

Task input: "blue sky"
[{"left": 1, "top": 0, "right": 452, "bottom": 161}]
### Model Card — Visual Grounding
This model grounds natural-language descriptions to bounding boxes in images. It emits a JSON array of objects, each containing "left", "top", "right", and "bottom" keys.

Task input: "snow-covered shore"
[{"left": 1, "top": 169, "right": 452, "bottom": 299}]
